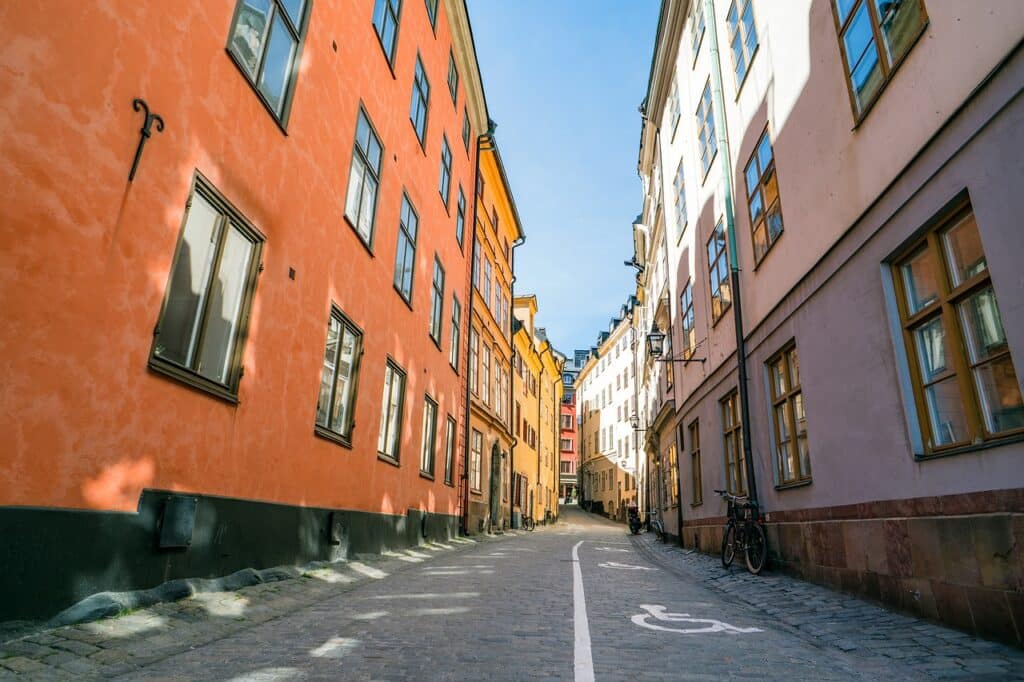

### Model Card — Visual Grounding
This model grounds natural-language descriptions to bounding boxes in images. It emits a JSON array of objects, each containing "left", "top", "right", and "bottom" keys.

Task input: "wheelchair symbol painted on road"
[
  {"left": 631, "top": 604, "right": 762, "bottom": 635},
  {"left": 598, "top": 561, "right": 656, "bottom": 570},
  {"left": 593, "top": 547, "right": 630, "bottom": 552}
]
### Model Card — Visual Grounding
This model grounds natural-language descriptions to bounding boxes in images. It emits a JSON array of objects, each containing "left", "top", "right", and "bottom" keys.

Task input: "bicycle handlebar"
[{"left": 713, "top": 489, "right": 749, "bottom": 502}]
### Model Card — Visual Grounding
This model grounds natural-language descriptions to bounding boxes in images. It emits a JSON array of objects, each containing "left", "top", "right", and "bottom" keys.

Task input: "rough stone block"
[
  {"left": 899, "top": 577, "right": 939, "bottom": 620},
  {"left": 931, "top": 581, "right": 975, "bottom": 633},
  {"left": 884, "top": 519, "right": 913, "bottom": 578},
  {"left": 842, "top": 521, "right": 870, "bottom": 573},
  {"left": 938, "top": 517, "right": 980, "bottom": 587},
  {"left": 963, "top": 586, "right": 1016, "bottom": 645},
  {"left": 908, "top": 517, "right": 944, "bottom": 582},
  {"left": 971, "top": 515, "right": 1014, "bottom": 589}
]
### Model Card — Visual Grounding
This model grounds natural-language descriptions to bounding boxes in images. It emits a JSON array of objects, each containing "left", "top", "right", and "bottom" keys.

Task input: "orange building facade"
[{"left": 0, "top": 0, "right": 488, "bottom": 621}]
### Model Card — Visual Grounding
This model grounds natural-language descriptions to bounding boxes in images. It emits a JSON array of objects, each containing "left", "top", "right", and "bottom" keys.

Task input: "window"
[
  {"left": 726, "top": 0, "right": 759, "bottom": 87},
  {"left": 680, "top": 281, "right": 696, "bottom": 359},
  {"left": 449, "top": 295, "right": 461, "bottom": 370},
  {"left": 721, "top": 390, "right": 746, "bottom": 494},
  {"left": 893, "top": 203, "right": 1023, "bottom": 453},
  {"left": 438, "top": 135, "right": 452, "bottom": 207},
  {"left": 469, "top": 328, "right": 479, "bottom": 394},
  {"left": 447, "top": 50, "right": 459, "bottom": 104},
  {"left": 429, "top": 257, "right": 445, "bottom": 344},
  {"left": 666, "top": 443, "right": 679, "bottom": 506},
  {"left": 769, "top": 344, "right": 811, "bottom": 485},
  {"left": 150, "top": 177, "right": 263, "bottom": 400},
  {"left": 560, "top": 461, "right": 574, "bottom": 474},
  {"left": 707, "top": 221, "right": 732, "bottom": 323},
  {"left": 476, "top": 169, "right": 484, "bottom": 201},
  {"left": 482, "top": 258, "right": 492, "bottom": 306},
  {"left": 371, "top": 0, "right": 400, "bottom": 65},
  {"left": 314, "top": 307, "right": 363, "bottom": 445},
  {"left": 832, "top": 0, "right": 927, "bottom": 118},
  {"left": 345, "top": 108, "right": 383, "bottom": 247},
  {"left": 227, "top": 0, "right": 309, "bottom": 123},
  {"left": 561, "top": 438, "right": 574, "bottom": 452},
  {"left": 470, "top": 429, "right": 483, "bottom": 491},
  {"left": 664, "top": 334, "right": 674, "bottom": 389},
  {"left": 472, "top": 239, "right": 481, "bottom": 289},
  {"left": 377, "top": 360, "right": 406, "bottom": 461},
  {"left": 481, "top": 344, "right": 491, "bottom": 405},
  {"left": 462, "top": 109, "right": 471, "bottom": 152},
  {"left": 420, "top": 395, "right": 437, "bottom": 476},
  {"left": 491, "top": 206, "right": 499, "bottom": 235},
  {"left": 745, "top": 128, "right": 783, "bottom": 263},
  {"left": 410, "top": 56, "right": 430, "bottom": 145},
  {"left": 672, "top": 160, "right": 687, "bottom": 241},
  {"left": 456, "top": 186, "right": 466, "bottom": 247},
  {"left": 444, "top": 416, "right": 456, "bottom": 485},
  {"left": 393, "top": 193, "right": 418, "bottom": 302},
  {"left": 561, "top": 414, "right": 573, "bottom": 430},
  {"left": 669, "top": 80, "right": 681, "bottom": 136},
  {"left": 696, "top": 81, "right": 717, "bottom": 177},
  {"left": 690, "top": 0, "right": 706, "bottom": 61},
  {"left": 688, "top": 419, "right": 702, "bottom": 505},
  {"left": 424, "top": 0, "right": 438, "bottom": 28}
]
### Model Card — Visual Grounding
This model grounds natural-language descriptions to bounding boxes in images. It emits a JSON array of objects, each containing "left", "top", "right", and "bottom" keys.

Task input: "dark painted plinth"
[{"left": 0, "top": 490, "right": 458, "bottom": 622}]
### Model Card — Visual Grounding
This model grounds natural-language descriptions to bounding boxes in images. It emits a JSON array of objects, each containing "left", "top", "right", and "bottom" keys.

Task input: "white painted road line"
[{"left": 572, "top": 541, "right": 594, "bottom": 682}]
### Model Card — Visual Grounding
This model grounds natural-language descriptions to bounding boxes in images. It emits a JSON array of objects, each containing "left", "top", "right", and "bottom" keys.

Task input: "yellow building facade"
[
  {"left": 512, "top": 296, "right": 562, "bottom": 526},
  {"left": 464, "top": 138, "right": 523, "bottom": 534}
]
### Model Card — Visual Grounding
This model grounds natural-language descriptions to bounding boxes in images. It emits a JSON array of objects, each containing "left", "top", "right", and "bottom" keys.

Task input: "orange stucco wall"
[{"left": 0, "top": 2, "right": 475, "bottom": 517}]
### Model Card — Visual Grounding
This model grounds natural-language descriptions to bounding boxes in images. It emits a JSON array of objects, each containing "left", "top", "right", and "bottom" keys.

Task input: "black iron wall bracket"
[{"left": 128, "top": 98, "right": 164, "bottom": 182}]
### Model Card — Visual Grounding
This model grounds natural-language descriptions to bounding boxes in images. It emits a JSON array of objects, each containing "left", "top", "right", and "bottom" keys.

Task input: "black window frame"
[
  {"left": 149, "top": 172, "right": 265, "bottom": 403},
  {"left": 377, "top": 358, "right": 407, "bottom": 463},
  {"left": 225, "top": 0, "right": 313, "bottom": 130},
  {"left": 439, "top": 134, "right": 452, "bottom": 208},
  {"left": 447, "top": 50, "right": 459, "bottom": 105},
  {"left": 455, "top": 184, "right": 466, "bottom": 247},
  {"left": 420, "top": 394, "right": 438, "bottom": 477},
  {"left": 429, "top": 255, "right": 445, "bottom": 346},
  {"left": 314, "top": 305, "right": 365, "bottom": 447},
  {"left": 371, "top": 0, "right": 402, "bottom": 67},
  {"left": 410, "top": 54, "right": 430, "bottom": 147},
  {"left": 393, "top": 192, "right": 418, "bottom": 304},
  {"left": 344, "top": 106, "right": 385, "bottom": 251}
]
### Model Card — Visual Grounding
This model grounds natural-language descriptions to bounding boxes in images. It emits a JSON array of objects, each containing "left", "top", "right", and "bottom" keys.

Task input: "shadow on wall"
[{"left": 0, "top": 489, "right": 458, "bottom": 623}]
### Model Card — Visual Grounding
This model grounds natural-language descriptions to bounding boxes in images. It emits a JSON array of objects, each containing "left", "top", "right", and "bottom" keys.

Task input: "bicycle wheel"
[
  {"left": 721, "top": 523, "right": 736, "bottom": 568},
  {"left": 744, "top": 522, "right": 768, "bottom": 575}
]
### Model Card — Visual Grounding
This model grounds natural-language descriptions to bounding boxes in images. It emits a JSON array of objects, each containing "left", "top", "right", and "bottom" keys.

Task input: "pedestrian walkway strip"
[{"left": 571, "top": 540, "right": 595, "bottom": 682}]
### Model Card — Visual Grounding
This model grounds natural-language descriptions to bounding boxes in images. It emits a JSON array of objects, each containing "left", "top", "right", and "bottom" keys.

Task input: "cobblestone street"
[{"left": 2, "top": 506, "right": 1020, "bottom": 680}]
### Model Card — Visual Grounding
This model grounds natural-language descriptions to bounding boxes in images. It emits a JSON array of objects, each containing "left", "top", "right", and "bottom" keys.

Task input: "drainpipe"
[
  {"left": 461, "top": 129, "right": 490, "bottom": 535},
  {"left": 704, "top": 0, "right": 759, "bottom": 507},
  {"left": 509, "top": 235, "right": 524, "bottom": 526}
]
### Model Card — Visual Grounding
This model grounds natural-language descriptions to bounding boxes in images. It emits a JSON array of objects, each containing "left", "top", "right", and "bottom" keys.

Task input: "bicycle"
[
  {"left": 714, "top": 489, "right": 767, "bottom": 575},
  {"left": 648, "top": 515, "right": 666, "bottom": 542},
  {"left": 522, "top": 515, "right": 535, "bottom": 531}
]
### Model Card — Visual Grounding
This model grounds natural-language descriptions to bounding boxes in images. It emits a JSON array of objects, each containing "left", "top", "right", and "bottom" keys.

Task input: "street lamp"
[
  {"left": 629, "top": 413, "right": 643, "bottom": 432},
  {"left": 646, "top": 322, "right": 705, "bottom": 364}
]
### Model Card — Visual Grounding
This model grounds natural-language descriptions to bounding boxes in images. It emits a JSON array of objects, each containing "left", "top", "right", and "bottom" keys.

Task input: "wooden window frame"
[
  {"left": 149, "top": 173, "right": 265, "bottom": 404},
  {"left": 377, "top": 358, "right": 407, "bottom": 464},
  {"left": 679, "top": 280, "right": 696, "bottom": 360},
  {"left": 707, "top": 221, "right": 732, "bottom": 325},
  {"left": 469, "top": 327, "right": 479, "bottom": 395},
  {"left": 456, "top": 185, "right": 466, "bottom": 247},
  {"left": 744, "top": 126, "right": 784, "bottom": 265},
  {"left": 419, "top": 394, "right": 438, "bottom": 478},
  {"left": 768, "top": 342, "right": 812, "bottom": 486},
  {"left": 393, "top": 192, "right": 418, "bottom": 304},
  {"left": 893, "top": 200, "right": 1024, "bottom": 457},
  {"left": 313, "top": 305, "right": 364, "bottom": 448},
  {"left": 696, "top": 80, "right": 717, "bottom": 180},
  {"left": 443, "top": 416, "right": 456, "bottom": 486},
  {"left": 462, "top": 108, "right": 471, "bottom": 153},
  {"left": 429, "top": 255, "right": 445, "bottom": 346},
  {"left": 449, "top": 295, "right": 461, "bottom": 371},
  {"left": 829, "top": 0, "right": 929, "bottom": 123},
  {"left": 371, "top": 0, "right": 402, "bottom": 68},
  {"left": 410, "top": 54, "right": 430, "bottom": 148},
  {"left": 344, "top": 106, "right": 384, "bottom": 251},
  {"left": 720, "top": 390, "right": 747, "bottom": 495},
  {"left": 447, "top": 50, "right": 459, "bottom": 105},
  {"left": 688, "top": 418, "right": 703, "bottom": 506},
  {"left": 470, "top": 429, "right": 483, "bottom": 493},
  {"left": 673, "top": 158, "right": 687, "bottom": 241},
  {"left": 439, "top": 134, "right": 452, "bottom": 209},
  {"left": 225, "top": 0, "right": 312, "bottom": 130},
  {"left": 725, "top": 0, "right": 759, "bottom": 93},
  {"left": 690, "top": 0, "right": 706, "bottom": 65}
]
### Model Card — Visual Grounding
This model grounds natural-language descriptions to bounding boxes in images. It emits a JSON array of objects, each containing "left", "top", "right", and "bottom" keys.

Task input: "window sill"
[
  {"left": 751, "top": 230, "right": 783, "bottom": 272},
  {"left": 148, "top": 357, "right": 240, "bottom": 405},
  {"left": 470, "top": 487, "right": 483, "bottom": 496},
  {"left": 419, "top": 471, "right": 435, "bottom": 481},
  {"left": 343, "top": 215, "right": 376, "bottom": 258},
  {"left": 444, "top": 478, "right": 455, "bottom": 488},
  {"left": 774, "top": 478, "right": 811, "bottom": 492},
  {"left": 224, "top": 49, "right": 291, "bottom": 136},
  {"left": 377, "top": 453, "right": 401, "bottom": 468},
  {"left": 314, "top": 425, "right": 353, "bottom": 449},
  {"left": 372, "top": 34, "right": 398, "bottom": 81},
  {"left": 394, "top": 285, "right": 414, "bottom": 311},
  {"left": 691, "top": 500, "right": 704, "bottom": 508},
  {"left": 915, "top": 432, "right": 1024, "bottom": 462}
]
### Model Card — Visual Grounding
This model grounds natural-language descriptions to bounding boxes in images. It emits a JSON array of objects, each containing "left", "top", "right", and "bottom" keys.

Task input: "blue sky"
[{"left": 469, "top": 1, "right": 660, "bottom": 355}]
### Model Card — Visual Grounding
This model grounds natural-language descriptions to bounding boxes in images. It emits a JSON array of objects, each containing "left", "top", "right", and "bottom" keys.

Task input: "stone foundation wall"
[{"left": 681, "top": 491, "right": 1024, "bottom": 646}]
